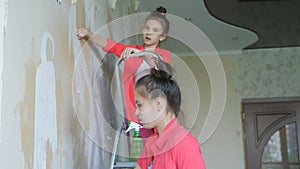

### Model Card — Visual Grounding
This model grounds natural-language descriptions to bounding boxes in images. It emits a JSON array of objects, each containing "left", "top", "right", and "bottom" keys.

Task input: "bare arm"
[
  {"left": 76, "top": 28, "right": 107, "bottom": 48},
  {"left": 121, "top": 48, "right": 158, "bottom": 68}
]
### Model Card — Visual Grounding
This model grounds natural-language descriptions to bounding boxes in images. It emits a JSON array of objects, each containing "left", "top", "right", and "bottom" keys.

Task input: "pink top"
[
  {"left": 103, "top": 38, "right": 171, "bottom": 123},
  {"left": 137, "top": 119, "right": 206, "bottom": 169}
]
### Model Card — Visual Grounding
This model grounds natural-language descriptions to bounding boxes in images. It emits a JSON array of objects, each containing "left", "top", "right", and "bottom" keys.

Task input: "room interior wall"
[
  {"left": 0, "top": 0, "right": 134, "bottom": 168},
  {"left": 0, "top": 0, "right": 6, "bottom": 143},
  {"left": 173, "top": 53, "right": 242, "bottom": 169},
  {"left": 177, "top": 46, "right": 300, "bottom": 169},
  {"left": 2, "top": 0, "right": 299, "bottom": 169},
  {"left": 236, "top": 47, "right": 300, "bottom": 98}
]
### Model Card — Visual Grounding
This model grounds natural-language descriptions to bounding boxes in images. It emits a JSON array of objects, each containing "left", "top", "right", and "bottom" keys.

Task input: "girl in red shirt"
[
  {"left": 134, "top": 61, "right": 206, "bottom": 169},
  {"left": 76, "top": 6, "right": 171, "bottom": 138}
]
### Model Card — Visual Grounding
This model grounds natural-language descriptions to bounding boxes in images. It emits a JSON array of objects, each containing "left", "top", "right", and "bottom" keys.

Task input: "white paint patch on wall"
[
  {"left": 69, "top": 2, "right": 80, "bottom": 66},
  {"left": 107, "top": 0, "right": 118, "bottom": 10},
  {"left": 34, "top": 31, "right": 58, "bottom": 169},
  {"left": 0, "top": 0, "right": 8, "bottom": 143}
]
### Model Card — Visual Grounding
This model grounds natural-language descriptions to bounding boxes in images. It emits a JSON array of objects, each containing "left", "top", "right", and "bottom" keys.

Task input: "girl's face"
[
  {"left": 142, "top": 19, "right": 166, "bottom": 48},
  {"left": 135, "top": 90, "right": 162, "bottom": 129}
]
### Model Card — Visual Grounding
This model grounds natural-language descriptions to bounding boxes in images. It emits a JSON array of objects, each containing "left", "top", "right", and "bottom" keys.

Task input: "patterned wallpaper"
[{"left": 236, "top": 47, "right": 300, "bottom": 98}]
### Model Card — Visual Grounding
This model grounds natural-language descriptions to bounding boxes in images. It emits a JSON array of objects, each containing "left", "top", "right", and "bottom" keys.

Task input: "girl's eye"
[
  {"left": 153, "top": 28, "right": 158, "bottom": 32},
  {"left": 136, "top": 103, "right": 142, "bottom": 108}
]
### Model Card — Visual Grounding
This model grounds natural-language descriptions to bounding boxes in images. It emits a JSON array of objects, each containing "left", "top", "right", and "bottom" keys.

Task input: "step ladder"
[
  {"left": 109, "top": 122, "right": 137, "bottom": 169},
  {"left": 109, "top": 51, "right": 163, "bottom": 169}
]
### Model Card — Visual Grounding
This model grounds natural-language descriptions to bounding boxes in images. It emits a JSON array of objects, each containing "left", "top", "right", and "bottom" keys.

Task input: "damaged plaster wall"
[
  {"left": 0, "top": 0, "right": 134, "bottom": 168},
  {"left": 0, "top": 0, "right": 7, "bottom": 143}
]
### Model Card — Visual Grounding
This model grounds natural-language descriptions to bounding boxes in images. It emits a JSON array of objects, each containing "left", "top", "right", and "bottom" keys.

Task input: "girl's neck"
[
  {"left": 144, "top": 44, "right": 158, "bottom": 51},
  {"left": 157, "top": 113, "right": 176, "bottom": 135}
]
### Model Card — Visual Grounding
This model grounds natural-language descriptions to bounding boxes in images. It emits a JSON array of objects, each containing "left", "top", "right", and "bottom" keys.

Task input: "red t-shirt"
[
  {"left": 103, "top": 38, "right": 171, "bottom": 123},
  {"left": 137, "top": 119, "right": 206, "bottom": 169}
]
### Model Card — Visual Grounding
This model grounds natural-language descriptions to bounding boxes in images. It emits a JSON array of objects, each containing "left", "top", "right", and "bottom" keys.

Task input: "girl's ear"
[
  {"left": 159, "top": 34, "right": 167, "bottom": 42},
  {"left": 155, "top": 97, "right": 167, "bottom": 112}
]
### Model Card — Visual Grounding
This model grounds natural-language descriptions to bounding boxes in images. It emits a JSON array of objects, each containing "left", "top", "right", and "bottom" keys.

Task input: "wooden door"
[{"left": 242, "top": 97, "right": 300, "bottom": 169}]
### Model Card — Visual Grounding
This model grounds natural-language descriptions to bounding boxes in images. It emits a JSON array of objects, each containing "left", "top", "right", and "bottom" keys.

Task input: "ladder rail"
[
  {"left": 110, "top": 51, "right": 163, "bottom": 169},
  {"left": 109, "top": 122, "right": 126, "bottom": 169}
]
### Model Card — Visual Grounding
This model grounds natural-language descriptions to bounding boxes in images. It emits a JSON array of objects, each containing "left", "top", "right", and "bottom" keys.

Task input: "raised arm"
[{"left": 76, "top": 28, "right": 107, "bottom": 48}]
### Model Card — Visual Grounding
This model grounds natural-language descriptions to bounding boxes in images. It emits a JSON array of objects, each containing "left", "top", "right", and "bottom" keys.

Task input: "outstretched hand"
[
  {"left": 121, "top": 48, "right": 141, "bottom": 60},
  {"left": 76, "top": 28, "right": 90, "bottom": 40}
]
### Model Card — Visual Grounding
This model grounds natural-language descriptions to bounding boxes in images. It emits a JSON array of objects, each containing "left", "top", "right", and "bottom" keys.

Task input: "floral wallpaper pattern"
[{"left": 236, "top": 47, "right": 300, "bottom": 98}]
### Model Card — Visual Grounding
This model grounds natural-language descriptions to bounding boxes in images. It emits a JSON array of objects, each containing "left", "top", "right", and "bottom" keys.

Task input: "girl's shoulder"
[
  {"left": 156, "top": 48, "right": 171, "bottom": 62},
  {"left": 157, "top": 48, "right": 171, "bottom": 55},
  {"left": 171, "top": 124, "right": 200, "bottom": 150}
]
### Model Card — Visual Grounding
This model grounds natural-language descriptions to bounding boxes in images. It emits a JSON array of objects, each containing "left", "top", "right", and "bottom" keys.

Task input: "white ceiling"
[{"left": 138, "top": 0, "right": 258, "bottom": 54}]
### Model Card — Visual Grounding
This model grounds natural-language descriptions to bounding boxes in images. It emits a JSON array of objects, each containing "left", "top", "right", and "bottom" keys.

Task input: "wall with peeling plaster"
[
  {"left": 2, "top": 1, "right": 300, "bottom": 169},
  {"left": 0, "top": 0, "right": 135, "bottom": 168}
]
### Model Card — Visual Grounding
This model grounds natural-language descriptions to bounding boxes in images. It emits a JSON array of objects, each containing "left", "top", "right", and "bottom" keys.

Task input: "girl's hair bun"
[
  {"left": 151, "top": 60, "right": 174, "bottom": 79},
  {"left": 151, "top": 69, "right": 171, "bottom": 79},
  {"left": 156, "top": 6, "right": 167, "bottom": 14}
]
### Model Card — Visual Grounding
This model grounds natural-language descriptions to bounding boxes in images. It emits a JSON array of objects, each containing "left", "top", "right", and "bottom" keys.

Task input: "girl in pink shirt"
[
  {"left": 76, "top": 6, "right": 171, "bottom": 138},
  {"left": 134, "top": 62, "right": 206, "bottom": 169}
]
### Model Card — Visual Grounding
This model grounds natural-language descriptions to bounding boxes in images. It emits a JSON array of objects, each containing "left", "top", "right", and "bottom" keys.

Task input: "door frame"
[{"left": 242, "top": 97, "right": 300, "bottom": 169}]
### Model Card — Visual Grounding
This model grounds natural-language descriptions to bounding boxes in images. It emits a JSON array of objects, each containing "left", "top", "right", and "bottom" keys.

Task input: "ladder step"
[{"left": 113, "top": 162, "right": 137, "bottom": 168}]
